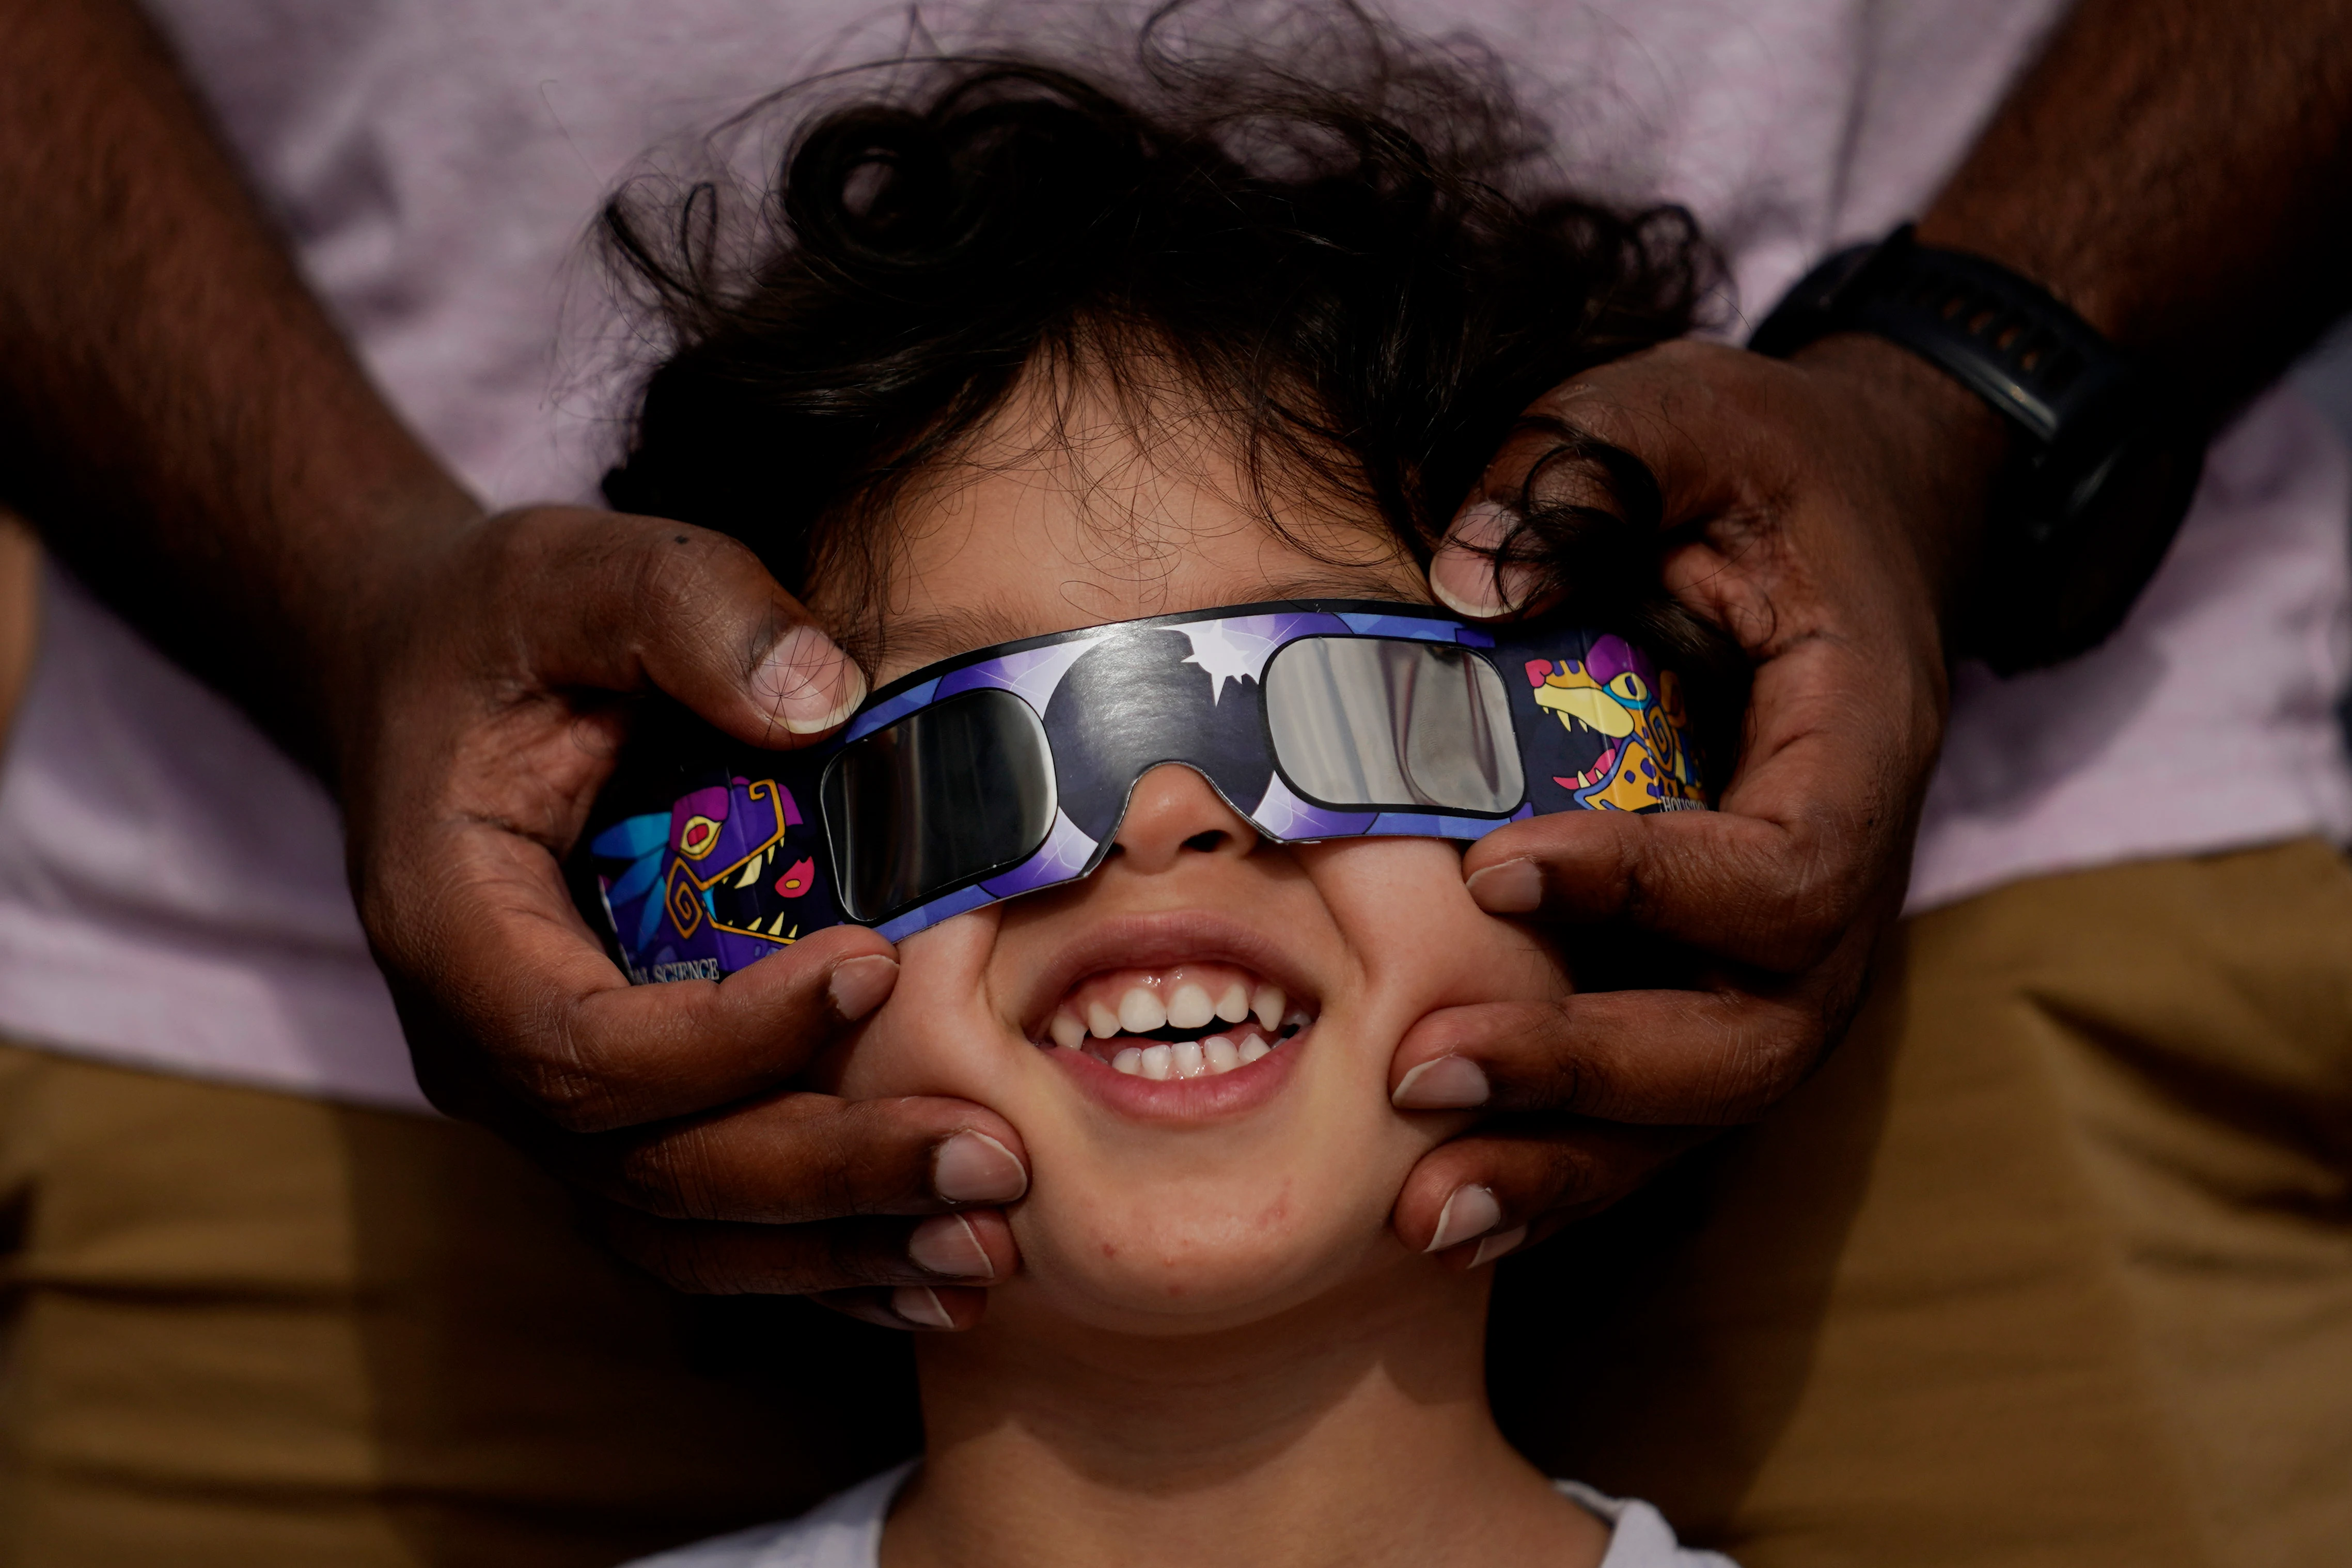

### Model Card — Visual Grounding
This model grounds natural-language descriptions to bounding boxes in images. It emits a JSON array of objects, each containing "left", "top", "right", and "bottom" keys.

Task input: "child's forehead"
[
  {"left": 868, "top": 560, "right": 1434, "bottom": 680},
  {"left": 825, "top": 415, "right": 1429, "bottom": 685}
]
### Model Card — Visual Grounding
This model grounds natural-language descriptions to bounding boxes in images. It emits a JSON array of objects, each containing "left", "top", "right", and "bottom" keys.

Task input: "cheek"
[
  {"left": 1299, "top": 839, "right": 1569, "bottom": 1011},
  {"left": 827, "top": 913, "right": 1011, "bottom": 1102}
]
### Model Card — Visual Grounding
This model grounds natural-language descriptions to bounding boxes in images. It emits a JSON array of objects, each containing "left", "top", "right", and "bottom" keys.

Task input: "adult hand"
[
  {"left": 0, "top": 0, "right": 1026, "bottom": 1328},
  {"left": 1387, "top": 333, "right": 2009, "bottom": 1262},
  {"left": 340, "top": 503, "right": 1028, "bottom": 1330}
]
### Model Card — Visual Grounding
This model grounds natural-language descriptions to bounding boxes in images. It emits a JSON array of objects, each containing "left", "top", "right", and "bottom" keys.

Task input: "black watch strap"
[
  {"left": 1749, "top": 224, "right": 2139, "bottom": 446},
  {"left": 1748, "top": 225, "right": 2201, "bottom": 672}
]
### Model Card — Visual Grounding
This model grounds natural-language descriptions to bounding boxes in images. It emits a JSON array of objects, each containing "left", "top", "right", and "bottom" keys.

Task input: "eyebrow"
[
  {"left": 871, "top": 605, "right": 1049, "bottom": 667},
  {"left": 1249, "top": 567, "right": 1434, "bottom": 605},
  {"left": 865, "top": 564, "right": 1434, "bottom": 669}
]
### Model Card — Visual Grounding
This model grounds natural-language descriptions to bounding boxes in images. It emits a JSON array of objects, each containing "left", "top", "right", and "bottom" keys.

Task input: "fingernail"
[
  {"left": 755, "top": 623, "right": 868, "bottom": 735},
  {"left": 1450, "top": 498, "right": 1516, "bottom": 552},
  {"left": 1430, "top": 500, "right": 1537, "bottom": 618},
  {"left": 827, "top": 954, "right": 899, "bottom": 1022},
  {"left": 1465, "top": 858, "right": 1543, "bottom": 914},
  {"left": 908, "top": 1213, "right": 994, "bottom": 1280},
  {"left": 933, "top": 1131, "right": 1028, "bottom": 1204},
  {"left": 892, "top": 1285, "right": 958, "bottom": 1329},
  {"left": 1424, "top": 1184, "right": 1504, "bottom": 1253},
  {"left": 1392, "top": 1055, "right": 1491, "bottom": 1110},
  {"left": 1469, "top": 1225, "right": 1528, "bottom": 1269}
]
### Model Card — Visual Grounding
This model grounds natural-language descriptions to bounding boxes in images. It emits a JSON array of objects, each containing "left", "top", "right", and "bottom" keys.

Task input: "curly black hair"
[{"left": 600, "top": 2, "right": 1746, "bottom": 786}]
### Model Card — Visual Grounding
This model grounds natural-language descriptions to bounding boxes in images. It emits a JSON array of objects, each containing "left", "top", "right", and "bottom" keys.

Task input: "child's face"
[{"left": 814, "top": 400, "right": 1569, "bottom": 1334}]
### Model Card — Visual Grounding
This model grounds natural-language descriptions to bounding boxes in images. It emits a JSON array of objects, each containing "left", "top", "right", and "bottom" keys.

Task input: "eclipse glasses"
[{"left": 575, "top": 600, "right": 1710, "bottom": 986}]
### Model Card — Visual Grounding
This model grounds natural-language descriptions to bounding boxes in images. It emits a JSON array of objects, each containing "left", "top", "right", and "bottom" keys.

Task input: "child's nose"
[{"left": 1108, "top": 764, "right": 1257, "bottom": 873}]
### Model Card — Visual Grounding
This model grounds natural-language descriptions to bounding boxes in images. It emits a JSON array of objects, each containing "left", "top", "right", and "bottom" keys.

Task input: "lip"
[{"left": 1013, "top": 908, "right": 1323, "bottom": 1126}]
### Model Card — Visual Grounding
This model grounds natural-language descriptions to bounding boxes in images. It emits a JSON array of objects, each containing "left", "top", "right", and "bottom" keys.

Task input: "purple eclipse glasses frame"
[{"left": 574, "top": 599, "right": 1708, "bottom": 986}]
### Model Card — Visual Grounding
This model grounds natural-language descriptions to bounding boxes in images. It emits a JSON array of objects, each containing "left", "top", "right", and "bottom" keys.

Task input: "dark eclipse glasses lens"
[
  {"left": 1261, "top": 636, "right": 1523, "bottom": 814},
  {"left": 822, "top": 688, "right": 1057, "bottom": 923}
]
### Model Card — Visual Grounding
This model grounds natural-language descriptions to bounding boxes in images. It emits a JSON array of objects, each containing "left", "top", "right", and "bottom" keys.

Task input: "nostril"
[{"left": 1182, "top": 830, "right": 1225, "bottom": 854}]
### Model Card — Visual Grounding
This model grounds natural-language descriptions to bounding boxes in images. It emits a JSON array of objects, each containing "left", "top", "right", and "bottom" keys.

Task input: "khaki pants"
[
  {"left": 0, "top": 839, "right": 2346, "bottom": 1564},
  {"left": 0, "top": 1047, "right": 916, "bottom": 1566},
  {"left": 1502, "top": 836, "right": 2352, "bottom": 1567}
]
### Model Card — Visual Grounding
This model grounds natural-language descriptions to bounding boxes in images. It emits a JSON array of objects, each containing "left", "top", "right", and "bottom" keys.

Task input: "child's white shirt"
[{"left": 624, "top": 1462, "right": 1739, "bottom": 1567}]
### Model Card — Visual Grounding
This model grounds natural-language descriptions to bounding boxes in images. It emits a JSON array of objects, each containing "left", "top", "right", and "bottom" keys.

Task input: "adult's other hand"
[
  {"left": 1388, "top": 333, "right": 2008, "bottom": 1261},
  {"left": 1386, "top": 0, "right": 2352, "bottom": 1263},
  {"left": 341, "top": 504, "right": 1028, "bottom": 1331}
]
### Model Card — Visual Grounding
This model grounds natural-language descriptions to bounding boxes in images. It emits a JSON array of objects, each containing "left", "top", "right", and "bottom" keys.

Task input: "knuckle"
[
  {"left": 1606, "top": 823, "right": 1650, "bottom": 915},
  {"left": 633, "top": 523, "right": 707, "bottom": 611},
  {"left": 1484, "top": 1135, "right": 1613, "bottom": 1221},
  {"left": 1727, "top": 825, "right": 1862, "bottom": 973},
  {"left": 789, "top": 1095, "right": 924, "bottom": 1219},
  {"left": 637, "top": 524, "right": 763, "bottom": 619},
  {"left": 634, "top": 527, "right": 789, "bottom": 683},
  {"left": 821, "top": 1221, "right": 896, "bottom": 1289},
  {"left": 602, "top": 1211, "right": 729, "bottom": 1295},
  {"left": 765, "top": 1100, "right": 893, "bottom": 1221},
  {"left": 512, "top": 1054, "right": 633, "bottom": 1134},
  {"left": 1532, "top": 1142, "right": 1613, "bottom": 1214},
  {"left": 1543, "top": 1150, "right": 1652, "bottom": 1220},
  {"left": 1696, "top": 993, "right": 1819, "bottom": 1122},
  {"left": 524, "top": 993, "right": 695, "bottom": 1134},
  {"left": 1524, "top": 1029, "right": 1587, "bottom": 1110},
  {"left": 806, "top": 1140, "right": 868, "bottom": 1220},
  {"left": 652, "top": 1235, "right": 739, "bottom": 1296},
  {"left": 474, "top": 508, "right": 570, "bottom": 604},
  {"left": 608, "top": 1127, "right": 720, "bottom": 1219}
]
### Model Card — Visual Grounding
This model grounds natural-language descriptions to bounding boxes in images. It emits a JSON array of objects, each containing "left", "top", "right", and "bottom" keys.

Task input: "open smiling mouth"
[{"left": 1034, "top": 962, "right": 1315, "bottom": 1080}]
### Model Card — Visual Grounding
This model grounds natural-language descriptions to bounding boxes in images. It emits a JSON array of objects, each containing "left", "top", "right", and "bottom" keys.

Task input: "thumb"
[
  {"left": 735, "top": 619, "right": 869, "bottom": 742},
  {"left": 505, "top": 507, "right": 867, "bottom": 748},
  {"left": 1429, "top": 497, "right": 1542, "bottom": 621},
  {"left": 1429, "top": 343, "right": 1750, "bottom": 625}
]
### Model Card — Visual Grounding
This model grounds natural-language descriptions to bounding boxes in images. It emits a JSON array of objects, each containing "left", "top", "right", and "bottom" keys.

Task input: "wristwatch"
[{"left": 1749, "top": 224, "right": 2203, "bottom": 673}]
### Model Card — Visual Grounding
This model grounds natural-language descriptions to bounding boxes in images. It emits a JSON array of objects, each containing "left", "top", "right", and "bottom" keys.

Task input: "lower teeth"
[{"left": 1104, "top": 1029, "right": 1284, "bottom": 1079}]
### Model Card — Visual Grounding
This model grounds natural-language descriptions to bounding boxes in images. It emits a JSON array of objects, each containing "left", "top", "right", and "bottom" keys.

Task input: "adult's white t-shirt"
[{"left": 0, "top": 0, "right": 2343, "bottom": 1111}]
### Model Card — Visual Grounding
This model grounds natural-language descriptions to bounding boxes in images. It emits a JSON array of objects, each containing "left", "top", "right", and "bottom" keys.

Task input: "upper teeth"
[
  {"left": 1041, "top": 967, "right": 1308, "bottom": 1080},
  {"left": 1167, "top": 982, "right": 1214, "bottom": 1030},
  {"left": 1117, "top": 988, "right": 1166, "bottom": 1034}
]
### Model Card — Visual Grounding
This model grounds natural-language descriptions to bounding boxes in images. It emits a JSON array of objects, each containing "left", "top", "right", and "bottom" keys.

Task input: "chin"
[{"left": 1000, "top": 1155, "right": 1420, "bottom": 1334}]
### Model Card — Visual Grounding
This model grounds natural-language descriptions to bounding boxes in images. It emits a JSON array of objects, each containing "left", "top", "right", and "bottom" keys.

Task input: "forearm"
[
  {"left": 1922, "top": 0, "right": 2352, "bottom": 420},
  {"left": 0, "top": 0, "right": 476, "bottom": 776}
]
